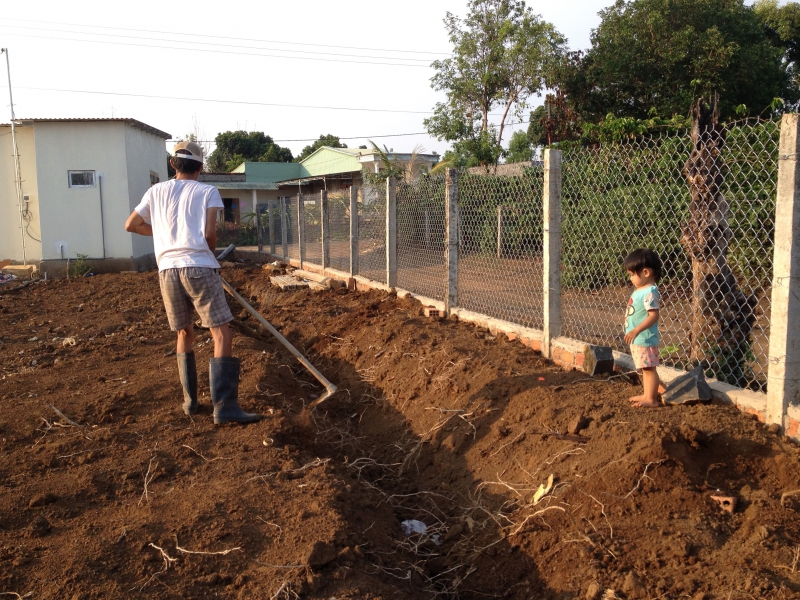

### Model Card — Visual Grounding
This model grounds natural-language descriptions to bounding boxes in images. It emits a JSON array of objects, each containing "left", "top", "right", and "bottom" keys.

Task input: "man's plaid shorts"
[{"left": 158, "top": 267, "right": 233, "bottom": 331}]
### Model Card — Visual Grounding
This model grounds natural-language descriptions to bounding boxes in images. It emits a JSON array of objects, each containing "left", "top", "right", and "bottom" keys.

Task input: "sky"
[{"left": 0, "top": 0, "right": 760, "bottom": 160}]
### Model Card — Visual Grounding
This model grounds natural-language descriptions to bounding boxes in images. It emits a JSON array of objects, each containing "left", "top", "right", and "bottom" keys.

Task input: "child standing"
[{"left": 623, "top": 248, "right": 663, "bottom": 408}]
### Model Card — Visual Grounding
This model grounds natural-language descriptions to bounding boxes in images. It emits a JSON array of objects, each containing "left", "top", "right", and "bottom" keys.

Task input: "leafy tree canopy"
[
  {"left": 557, "top": 0, "right": 795, "bottom": 123},
  {"left": 755, "top": 0, "right": 800, "bottom": 87},
  {"left": 295, "top": 134, "right": 348, "bottom": 163},
  {"left": 506, "top": 130, "right": 533, "bottom": 163},
  {"left": 206, "top": 131, "right": 293, "bottom": 172},
  {"left": 425, "top": 0, "right": 566, "bottom": 166}
]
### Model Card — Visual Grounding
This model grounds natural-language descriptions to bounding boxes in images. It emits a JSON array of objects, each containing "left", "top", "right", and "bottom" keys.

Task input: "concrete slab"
[
  {"left": 1, "top": 264, "right": 36, "bottom": 279},
  {"left": 270, "top": 275, "right": 308, "bottom": 290}
]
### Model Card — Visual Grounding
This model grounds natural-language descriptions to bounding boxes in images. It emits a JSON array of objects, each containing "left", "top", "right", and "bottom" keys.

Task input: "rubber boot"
[
  {"left": 210, "top": 357, "right": 261, "bottom": 425},
  {"left": 177, "top": 351, "right": 198, "bottom": 415}
]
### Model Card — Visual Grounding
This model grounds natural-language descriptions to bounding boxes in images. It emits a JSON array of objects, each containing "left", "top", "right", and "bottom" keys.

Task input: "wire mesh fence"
[
  {"left": 237, "top": 120, "right": 779, "bottom": 394},
  {"left": 359, "top": 183, "right": 387, "bottom": 283},
  {"left": 457, "top": 168, "right": 545, "bottom": 329},
  {"left": 285, "top": 197, "right": 299, "bottom": 261},
  {"left": 302, "top": 194, "right": 322, "bottom": 266},
  {"left": 397, "top": 176, "right": 447, "bottom": 301},
  {"left": 216, "top": 213, "right": 259, "bottom": 249},
  {"left": 270, "top": 200, "right": 283, "bottom": 257},
  {"left": 329, "top": 191, "right": 351, "bottom": 273},
  {"left": 561, "top": 118, "right": 778, "bottom": 390}
]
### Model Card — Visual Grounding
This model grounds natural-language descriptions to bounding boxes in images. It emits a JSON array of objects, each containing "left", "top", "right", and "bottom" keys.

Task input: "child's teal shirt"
[{"left": 624, "top": 284, "right": 660, "bottom": 347}]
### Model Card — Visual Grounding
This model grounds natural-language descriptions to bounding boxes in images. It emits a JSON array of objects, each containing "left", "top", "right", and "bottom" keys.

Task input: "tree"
[
  {"left": 206, "top": 131, "right": 293, "bottom": 172},
  {"left": 755, "top": 0, "right": 800, "bottom": 107},
  {"left": 558, "top": 0, "right": 790, "bottom": 123},
  {"left": 425, "top": 0, "right": 565, "bottom": 167},
  {"left": 295, "top": 134, "right": 347, "bottom": 163},
  {"left": 681, "top": 96, "right": 755, "bottom": 385},
  {"left": 505, "top": 130, "right": 532, "bottom": 163},
  {"left": 526, "top": 90, "right": 584, "bottom": 146}
]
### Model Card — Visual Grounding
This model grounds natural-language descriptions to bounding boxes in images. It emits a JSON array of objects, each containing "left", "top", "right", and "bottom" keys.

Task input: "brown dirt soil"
[{"left": 1, "top": 263, "right": 799, "bottom": 600}]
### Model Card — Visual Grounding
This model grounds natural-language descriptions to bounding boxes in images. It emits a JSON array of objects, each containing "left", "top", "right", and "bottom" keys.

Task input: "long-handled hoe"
[{"left": 214, "top": 247, "right": 337, "bottom": 416}]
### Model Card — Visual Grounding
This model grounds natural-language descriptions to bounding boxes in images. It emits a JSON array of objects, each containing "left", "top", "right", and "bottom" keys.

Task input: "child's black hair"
[{"left": 624, "top": 248, "right": 662, "bottom": 282}]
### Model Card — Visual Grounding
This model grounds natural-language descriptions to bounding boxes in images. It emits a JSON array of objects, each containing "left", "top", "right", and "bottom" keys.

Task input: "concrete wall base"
[
  {"left": 38, "top": 254, "right": 156, "bottom": 279},
  {"left": 240, "top": 250, "right": 799, "bottom": 442}
]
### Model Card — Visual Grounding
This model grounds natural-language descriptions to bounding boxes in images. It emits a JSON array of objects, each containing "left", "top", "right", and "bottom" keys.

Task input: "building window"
[
  {"left": 150, "top": 171, "right": 160, "bottom": 186},
  {"left": 68, "top": 170, "right": 96, "bottom": 188}
]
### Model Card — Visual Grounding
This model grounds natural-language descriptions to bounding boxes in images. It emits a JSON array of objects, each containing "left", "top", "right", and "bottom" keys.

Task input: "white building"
[{"left": 0, "top": 118, "right": 170, "bottom": 274}]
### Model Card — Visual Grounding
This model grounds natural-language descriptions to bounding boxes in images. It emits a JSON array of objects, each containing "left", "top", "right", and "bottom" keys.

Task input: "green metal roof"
[
  {"left": 231, "top": 162, "right": 303, "bottom": 183},
  {"left": 299, "top": 147, "right": 362, "bottom": 177},
  {"left": 233, "top": 148, "right": 376, "bottom": 186},
  {"left": 206, "top": 182, "right": 278, "bottom": 190}
]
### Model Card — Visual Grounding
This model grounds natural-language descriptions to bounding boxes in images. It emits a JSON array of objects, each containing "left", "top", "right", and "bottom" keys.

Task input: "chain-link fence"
[
  {"left": 216, "top": 213, "right": 259, "bottom": 249},
  {"left": 562, "top": 119, "right": 778, "bottom": 390},
  {"left": 358, "top": 182, "right": 387, "bottom": 283},
  {"left": 329, "top": 191, "right": 351, "bottom": 273},
  {"left": 239, "top": 121, "right": 778, "bottom": 393},
  {"left": 397, "top": 176, "right": 447, "bottom": 300},
  {"left": 283, "top": 197, "right": 297, "bottom": 260},
  {"left": 458, "top": 169, "right": 545, "bottom": 329},
  {"left": 302, "top": 194, "right": 321, "bottom": 266}
]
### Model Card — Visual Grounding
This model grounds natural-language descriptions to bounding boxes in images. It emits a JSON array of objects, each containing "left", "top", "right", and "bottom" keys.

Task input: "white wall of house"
[
  {"left": 0, "top": 126, "right": 43, "bottom": 262},
  {"left": 29, "top": 121, "right": 167, "bottom": 262},
  {"left": 124, "top": 125, "right": 167, "bottom": 259},
  {"left": 34, "top": 121, "right": 133, "bottom": 260}
]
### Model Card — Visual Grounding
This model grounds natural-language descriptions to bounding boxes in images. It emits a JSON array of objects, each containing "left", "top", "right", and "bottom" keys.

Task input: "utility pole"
[{"left": 1, "top": 48, "right": 27, "bottom": 265}]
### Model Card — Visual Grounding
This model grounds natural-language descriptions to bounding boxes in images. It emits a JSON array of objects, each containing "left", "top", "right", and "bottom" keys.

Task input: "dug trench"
[{"left": 0, "top": 264, "right": 798, "bottom": 599}]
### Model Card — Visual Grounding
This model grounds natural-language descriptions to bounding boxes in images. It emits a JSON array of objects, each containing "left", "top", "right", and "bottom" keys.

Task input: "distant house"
[
  {"left": 198, "top": 162, "right": 300, "bottom": 224},
  {"left": 0, "top": 118, "right": 170, "bottom": 272},
  {"left": 199, "top": 147, "right": 440, "bottom": 223},
  {"left": 273, "top": 147, "right": 440, "bottom": 196}
]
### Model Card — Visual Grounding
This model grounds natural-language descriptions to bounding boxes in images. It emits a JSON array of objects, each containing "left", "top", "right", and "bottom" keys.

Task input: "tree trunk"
[{"left": 680, "top": 97, "right": 755, "bottom": 385}]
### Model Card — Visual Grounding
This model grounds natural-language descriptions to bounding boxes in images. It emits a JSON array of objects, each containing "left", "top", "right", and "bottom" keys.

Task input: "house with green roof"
[
  {"left": 199, "top": 146, "right": 439, "bottom": 223},
  {"left": 274, "top": 146, "right": 440, "bottom": 197}
]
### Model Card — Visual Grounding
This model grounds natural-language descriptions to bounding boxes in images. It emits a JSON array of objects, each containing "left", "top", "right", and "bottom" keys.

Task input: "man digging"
[{"left": 125, "top": 141, "right": 260, "bottom": 425}]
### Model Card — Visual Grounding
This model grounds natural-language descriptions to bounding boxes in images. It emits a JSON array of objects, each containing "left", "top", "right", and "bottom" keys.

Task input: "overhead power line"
[
  {"left": 17, "top": 86, "right": 526, "bottom": 121},
  {"left": 0, "top": 23, "right": 436, "bottom": 63},
  {"left": 0, "top": 30, "right": 430, "bottom": 68},
  {"left": 170, "top": 119, "right": 532, "bottom": 143},
  {"left": 0, "top": 17, "right": 451, "bottom": 57},
  {"left": 17, "top": 86, "right": 435, "bottom": 114}
]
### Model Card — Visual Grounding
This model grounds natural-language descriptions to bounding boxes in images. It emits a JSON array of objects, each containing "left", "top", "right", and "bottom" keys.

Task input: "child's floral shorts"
[{"left": 630, "top": 344, "right": 659, "bottom": 370}]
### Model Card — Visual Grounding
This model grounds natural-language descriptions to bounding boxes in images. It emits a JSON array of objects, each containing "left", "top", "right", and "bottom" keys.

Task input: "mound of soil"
[{"left": 0, "top": 264, "right": 799, "bottom": 600}]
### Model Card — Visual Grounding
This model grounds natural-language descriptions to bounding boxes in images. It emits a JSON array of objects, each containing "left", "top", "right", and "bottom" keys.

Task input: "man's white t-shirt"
[{"left": 135, "top": 180, "right": 224, "bottom": 271}]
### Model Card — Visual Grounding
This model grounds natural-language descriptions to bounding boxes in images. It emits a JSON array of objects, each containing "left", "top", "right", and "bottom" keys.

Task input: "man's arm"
[
  {"left": 125, "top": 210, "right": 153, "bottom": 236},
  {"left": 205, "top": 207, "right": 218, "bottom": 253}
]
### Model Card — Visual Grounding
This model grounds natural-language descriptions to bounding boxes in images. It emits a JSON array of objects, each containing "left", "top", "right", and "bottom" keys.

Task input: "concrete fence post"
[
  {"left": 386, "top": 178, "right": 397, "bottom": 287},
  {"left": 767, "top": 114, "right": 800, "bottom": 434},
  {"left": 445, "top": 168, "right": 459, "bottom": 314},
  {"left": 543, "top": 149, "right": 563, "bottom": 359},
  {"left": 268, "top": 200, "right": 276, "bottom": 256},
  {"left": 281, "top": 198, "right": 288, "bottom": 261},
  {"left": 254, "top": 190, "right": 263, "bottom": 252},
  {"left": 321, "top": 189, "right": 330, "bottom": 273},
  {"left": 350, "top": 185, "right": 359, "bottom": 277},
  {"left": 297, "top": 194, "right": 305, "bottom": 269}
]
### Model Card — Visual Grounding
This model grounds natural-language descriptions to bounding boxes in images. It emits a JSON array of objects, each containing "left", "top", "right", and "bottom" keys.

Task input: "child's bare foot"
[
  {"left": 631, "top": 398, "right": 661, "bottom": 408},
  {"left": 628, "top": 394, "right": 645, "bottom": 403}
]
